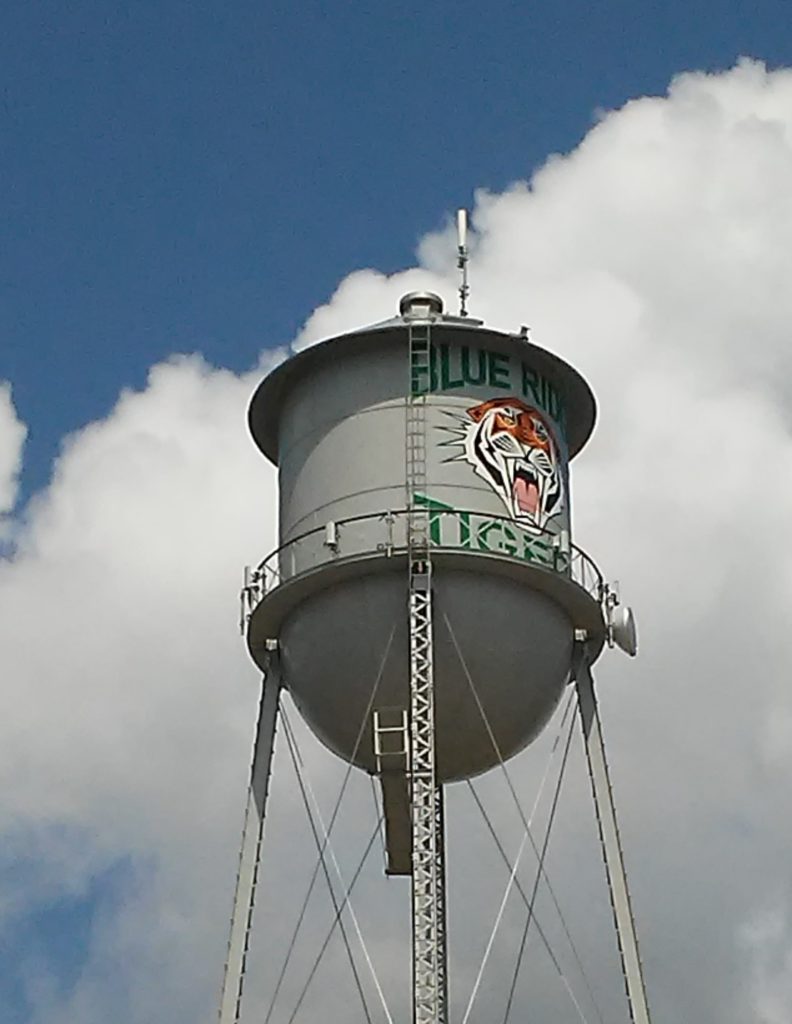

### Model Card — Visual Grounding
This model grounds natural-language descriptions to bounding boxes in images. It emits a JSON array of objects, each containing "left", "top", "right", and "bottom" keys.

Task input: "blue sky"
[
  {"left": 4, "top": 4, "right": 792, "bottom": 1024},
  {"left": 3, "top": 0, "right": 790, "bottom": 498}
]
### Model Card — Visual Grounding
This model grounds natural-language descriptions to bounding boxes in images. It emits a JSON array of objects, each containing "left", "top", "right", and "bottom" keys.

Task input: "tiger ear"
[{"left": 467, "top": 403, "right": 489, "bottom": 422}]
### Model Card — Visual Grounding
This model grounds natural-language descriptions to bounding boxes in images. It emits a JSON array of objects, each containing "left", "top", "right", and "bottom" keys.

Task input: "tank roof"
[{"left": 249, "top": 314, "right": 597, "bottom": 463}]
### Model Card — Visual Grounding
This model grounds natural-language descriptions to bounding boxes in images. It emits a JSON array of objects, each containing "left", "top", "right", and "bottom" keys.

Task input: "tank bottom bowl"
[{"left": 270, "top": 561, "right": 574, "bottom": 783}]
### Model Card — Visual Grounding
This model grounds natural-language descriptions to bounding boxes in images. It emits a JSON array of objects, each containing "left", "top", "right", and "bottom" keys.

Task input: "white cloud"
[
  {"left": 3, "top": 57, "right": 792, "bottom": 1023},
  {"left": 0, "top": 355, "right": 282, "bottom": 1022},
  {"left": 740, "top": 904, "right": 792, "bottom": 1024},
  {"left": 0, "top": 382, "right": 27, "bottom": 524},
  {"left": 294, "top": 267, "right": 446, "bottom": 348}
]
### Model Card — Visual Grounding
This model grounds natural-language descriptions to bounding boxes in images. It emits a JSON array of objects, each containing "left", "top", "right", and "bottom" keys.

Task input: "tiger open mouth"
[
  {"left": 512, "top": 461, "right": 540, "bottom": 516},
  {"left": 455, "top": 396, "right": 564, "bottom": 531}
]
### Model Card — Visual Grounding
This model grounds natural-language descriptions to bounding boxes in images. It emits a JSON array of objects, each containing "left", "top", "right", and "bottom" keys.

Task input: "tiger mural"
[{"left": 443, "top": 397, "right": 565, "bottom": 532}]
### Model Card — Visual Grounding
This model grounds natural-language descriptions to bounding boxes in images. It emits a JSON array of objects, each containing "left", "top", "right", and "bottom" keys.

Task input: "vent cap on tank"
[{"left": 399, "top": 291, "right": 444, "bottom": 319}]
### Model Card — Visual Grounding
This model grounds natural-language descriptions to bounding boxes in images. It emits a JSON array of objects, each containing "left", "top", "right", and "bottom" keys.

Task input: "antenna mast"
[{"left": 457, "top": 209, "right": 470, "bottom": 317}]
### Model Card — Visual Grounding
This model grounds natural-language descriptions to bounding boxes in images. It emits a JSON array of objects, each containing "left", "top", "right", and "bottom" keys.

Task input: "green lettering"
[
  {"left": 523, "top": 536, "right": 552, "bottom": 566},
  {"left": 458, "top": 509, "right": 472, "bottom": 548},
  {"left": 488, "top": 351, "right": 510, "bottom": 388},
  {"left": 439, "top": 344, "right": 465, "bottom": 389},
  {"left": 546, "top": 382, "right": 560, "bottom": 422},
  {"left": 461, "top": 345, "right": 487, "bottom": 386},
  {"left": 413, "top": 495, "right": 570, "bottom": 574},
  {"left": 522, "top": 363, "right": 568, "bottom": 440},
  {"left": 477, "top": 520, "right": 518, "bottom": 555},
  {"left": 413, "top": 492, "right": 452, "bottom": 544},
  {"left": 521, "top": 362, "right": 540, "bottom": 405},
  {"left": 412, "top": 347, "right": 439, "bottom": 396}
]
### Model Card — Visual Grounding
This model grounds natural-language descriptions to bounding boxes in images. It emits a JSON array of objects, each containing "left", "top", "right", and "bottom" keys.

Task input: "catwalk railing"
[{"left": 241, "top": 508, "right": 604, "bottom": 630}]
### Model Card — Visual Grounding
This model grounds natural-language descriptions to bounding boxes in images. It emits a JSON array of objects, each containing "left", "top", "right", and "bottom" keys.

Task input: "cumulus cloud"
[
  {"left": 3, "top": 57, "right": 792, "bottom": 1024},
  {"left": 0, "top": 356, "right": 281, "bottom": 1022},
  {"left": 740, "top": 904, "right": 792, "bottom": 1024},
  {"left": 0, "top": 382, "right": 27, "bottom": 524}
]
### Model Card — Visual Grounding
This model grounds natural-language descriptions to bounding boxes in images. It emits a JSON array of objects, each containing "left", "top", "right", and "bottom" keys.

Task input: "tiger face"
[{"left": 463, "top": 398, "right": 564, "bottom": 530}]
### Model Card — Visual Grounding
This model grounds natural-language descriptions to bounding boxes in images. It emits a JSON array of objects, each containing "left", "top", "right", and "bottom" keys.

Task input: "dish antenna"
[{"left": 611, "top": 604, "right": 638, "bottom": 657}]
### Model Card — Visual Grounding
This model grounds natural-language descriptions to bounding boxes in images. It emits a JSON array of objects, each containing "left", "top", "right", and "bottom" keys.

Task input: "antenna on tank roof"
[{"left": 456, "top": 208, "right": 470, "bottom": 317}]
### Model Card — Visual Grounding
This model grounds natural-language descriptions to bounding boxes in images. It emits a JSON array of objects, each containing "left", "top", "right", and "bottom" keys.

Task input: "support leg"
[
  {"left": 218, "top": 651, "right": 283, "bottom": 1024},
  {"left": 434, "top": 785, "right": 448, "bottom": 1024},
  {"left": 573, "top": 643, "right": 652, "bottom": 1024},
  {"left": 409, "top": 563, "right": 447, "bottom": 1024}
]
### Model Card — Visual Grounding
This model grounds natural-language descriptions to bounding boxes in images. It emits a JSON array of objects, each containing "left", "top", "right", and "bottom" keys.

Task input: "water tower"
[{"left": 219, "top": 215, "right": 650, "bottom": 1024}]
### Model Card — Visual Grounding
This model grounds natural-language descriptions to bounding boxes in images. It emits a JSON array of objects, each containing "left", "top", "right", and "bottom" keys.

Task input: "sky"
[{"left": 3, "top": 2, "right": 792, "bottom": 1023}]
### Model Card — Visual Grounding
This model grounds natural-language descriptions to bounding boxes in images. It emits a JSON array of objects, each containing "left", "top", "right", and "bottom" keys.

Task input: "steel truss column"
[
  {"left": 409, "top": 562, "right": 446, "bottom": 1024},
  {"left": 406, "top": 319, "right": 448, "bottom": 1024},
  {"left": 434, "top": 785, "right": 449, "bottom": 1024},
  {"left": 219, "top": 650, "right": 282, "bottom": 1024},
  {"left": 572, "top": 643, "right": 652, "bottom": 1024}
]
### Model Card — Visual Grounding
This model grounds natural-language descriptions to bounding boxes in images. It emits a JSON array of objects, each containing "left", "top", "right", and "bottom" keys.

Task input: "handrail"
[{"left": 240, "top": 508, "right": 604, "bottom": 628}]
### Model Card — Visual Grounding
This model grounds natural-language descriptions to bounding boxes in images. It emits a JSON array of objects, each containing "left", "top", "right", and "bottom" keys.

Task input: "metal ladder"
[
  {"left": 405, "top": 320, "right": 448, "bottom": 1024},
  {"left": 406, "top": 322, "right": 431, "bottom": 554}
]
